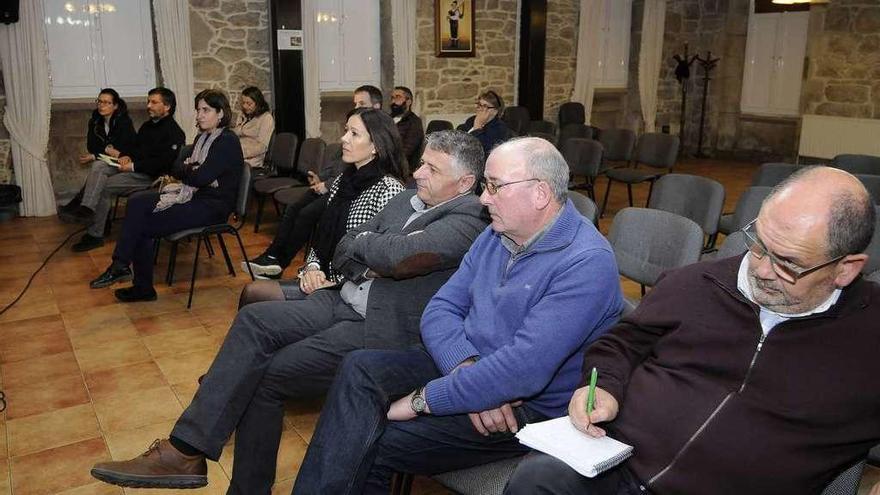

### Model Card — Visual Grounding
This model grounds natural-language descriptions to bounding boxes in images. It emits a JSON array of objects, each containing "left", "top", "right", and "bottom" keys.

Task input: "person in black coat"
[
  {"left": 89, "top": 89, "right": 243, "bottom": 302},
  {"left": 456, "top": 89, "right": 513, "bottom": 157}
]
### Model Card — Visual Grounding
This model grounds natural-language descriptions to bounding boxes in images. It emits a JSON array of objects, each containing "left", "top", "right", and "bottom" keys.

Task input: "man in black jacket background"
[
  {"left": 62, "top": 87, "right": 185, "bottom": 252},
  {"left": 390, "top": 86, "right": 424, "bottom": 174}
]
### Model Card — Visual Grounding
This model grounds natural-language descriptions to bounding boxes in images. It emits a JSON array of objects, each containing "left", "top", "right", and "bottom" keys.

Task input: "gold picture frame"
[{"left": 435, "top": 0, "right": 476, "bottom": 57}]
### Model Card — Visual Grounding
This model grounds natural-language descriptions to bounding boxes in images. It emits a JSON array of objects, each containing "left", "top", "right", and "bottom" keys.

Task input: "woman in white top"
[{"left": 233, "top": 86, "right": 275, "bottom": 169}]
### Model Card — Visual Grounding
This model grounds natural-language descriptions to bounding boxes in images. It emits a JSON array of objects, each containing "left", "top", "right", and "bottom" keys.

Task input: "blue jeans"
[{"left": 293, "top": 349, "right": 547, "bottom": 495}]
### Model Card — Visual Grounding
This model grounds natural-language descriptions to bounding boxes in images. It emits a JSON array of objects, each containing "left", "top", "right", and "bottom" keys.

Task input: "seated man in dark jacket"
[
  {"left": 63, "top": 87, "right": 185, "bottom": 252},
  {"left": 390, "top": 86, "right": 424, "bottom": 174},
  {"left": 90, "top": 130, "right": 491, "bottom": 492},
  {"left": 506, "top": 166, "right": 880, "bottom": 495}
]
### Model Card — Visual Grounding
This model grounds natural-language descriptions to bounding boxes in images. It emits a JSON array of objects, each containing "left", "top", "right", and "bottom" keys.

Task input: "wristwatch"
[{"left": 410, "top": 387, "right": 428, "bottom": 416}]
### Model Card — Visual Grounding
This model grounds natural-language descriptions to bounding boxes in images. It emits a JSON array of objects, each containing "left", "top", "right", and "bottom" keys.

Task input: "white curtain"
[
  {"left": 572, "top": 0, "right": 605, "bottom": 124},
  {"left": 638, "top": 0, "right": 666, "bottom": 132},
  {"left": 391, "top": 0, "right": 418, "bottom": 112},
  {"left": 302, "top": 0, "right": 322, "bottom": 138},
  {"left": 0, "top": 1, "right": 55, "bottom": 216},
  {"left": 153, "top": 0, "right": 197, "bottom": 143}
]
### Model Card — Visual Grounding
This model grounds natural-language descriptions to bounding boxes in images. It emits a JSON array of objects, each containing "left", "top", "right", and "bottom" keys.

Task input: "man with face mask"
[{"left": 390, "top": 86, "right": 424, "bottom": 174}]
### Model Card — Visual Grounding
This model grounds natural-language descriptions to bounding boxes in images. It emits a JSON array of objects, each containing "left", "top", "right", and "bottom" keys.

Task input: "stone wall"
[
  {"left": 189, "top": 0, "right": 271, "bottom": 106},
  {"left": 543, "top": 0, "right": 579, "bottom": 122},
  {"left": 415, "top": 0, "right": 519, "bottom": 116},
  {"left": 802, "top": 2, "right": 880, "bottom": 119}
]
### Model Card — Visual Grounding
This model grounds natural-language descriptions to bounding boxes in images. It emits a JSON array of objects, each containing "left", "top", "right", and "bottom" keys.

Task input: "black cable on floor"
[{"left": 0, "top": 227, "right": 85, "bottom": 316}]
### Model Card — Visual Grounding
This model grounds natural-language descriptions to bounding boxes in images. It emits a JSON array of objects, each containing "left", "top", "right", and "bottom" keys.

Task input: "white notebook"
[{"left": 516, "top": 416, "right": 633, "bottom": 478}]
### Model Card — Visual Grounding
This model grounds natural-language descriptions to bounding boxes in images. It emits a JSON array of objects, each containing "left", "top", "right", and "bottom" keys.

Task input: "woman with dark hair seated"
[
  {"left": 457, "top": 89, "right": 512, "bottom": 156},
  {"left": 89, "top": 89, "right": 244, "bottom": 302},
  {"left": 238, "top": 107, "right": 406, "bottom": 307},
  {"left": 233, "top": 86, "right": 275, "bottom": 170}
]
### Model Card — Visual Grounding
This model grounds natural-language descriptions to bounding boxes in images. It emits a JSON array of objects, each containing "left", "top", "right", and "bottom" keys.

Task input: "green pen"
[{"left": 586, "top": 367, "right": 598, "bottom": 415}]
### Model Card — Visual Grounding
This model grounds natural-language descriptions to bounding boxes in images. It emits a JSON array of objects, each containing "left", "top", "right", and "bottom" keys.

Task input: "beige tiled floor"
[{"left": 0, "top": 159, "right": 877, "bottom": 494}]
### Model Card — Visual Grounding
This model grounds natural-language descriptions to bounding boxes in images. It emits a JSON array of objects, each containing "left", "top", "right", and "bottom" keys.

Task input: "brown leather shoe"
[{"left": 90, "top": 439, "right": 207, "bottom": 489}]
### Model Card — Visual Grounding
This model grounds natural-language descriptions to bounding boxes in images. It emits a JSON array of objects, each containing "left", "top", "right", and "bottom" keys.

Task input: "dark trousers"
[
  {"left": 265, "top": 191, "right": 326, "bottom": 267},
  {"left": 504, "top": 454, "right": 646, "bottom": 495},
  {"left": 112, "top": 191, "right": 227, "bottom": 290},
  {"left": 293, "top": 349, "right": 545, "bottom": 495},
  {"left": 169, "top": 289, "right": 367, "bottom": 494}
]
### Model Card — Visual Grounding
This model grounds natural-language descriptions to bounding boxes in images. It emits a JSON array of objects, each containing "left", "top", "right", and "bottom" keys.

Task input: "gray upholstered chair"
[
  {"left": 501, "top": 106, "right": 530, "bottom": 136},
  {"left": 558, "top": 101, "right": 586, "bottom": 128},
  {"left": 751, "top": 162, "right": 799, "bottom": 187},
  {"left": 251, "top": 132, "right": 301, "bottom": 232},
  {"left": 425, "top": 119, "right": 453, "bottom": 134},
  {"left": 648, "top": 173, "right": 725, "bottom": 247},
  {"left": 856, "top": 174, "right": 880, "bottom": 204},
  {"left": 601, "top": 133, "right": 679, "bottom": 215},
  {"left": 161, "top": 161, "right": 255, "bottom": 308},
  {"left": 860, "top": 206, "right": 880, "bottom": 275},
  {"left": 558, "top": 123, "right": 599, "bottom": 150},
  {"left": 832, "top": 154, "right": 880, "bottom": 176},
  {"left": 597, "top": 128, "right": 636, "bottom": 167},
  {"left": 527, "top": 131, "right": 557, "bottom": 146},
  {"left": 608, "top": 207, "right": 703, "bottom": 294},
  {"left": 568, "top": 190, "right": 598, "bottom": 225},
  {"left": 527, "top": 120, "right": 557, "bottom": 136},
  {"left": 717, "top": 186, "right": 773, "bottom": 236},
  {"left": 562, "top": 138, "right": 604, "bottom": 200}
]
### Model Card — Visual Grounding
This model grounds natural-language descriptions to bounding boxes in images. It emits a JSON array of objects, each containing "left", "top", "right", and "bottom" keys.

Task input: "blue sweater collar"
[{"left": 495, "top": 199, "right": 581, "bottom": 254}]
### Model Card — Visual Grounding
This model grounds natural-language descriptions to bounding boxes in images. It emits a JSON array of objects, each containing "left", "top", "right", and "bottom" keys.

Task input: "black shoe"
[
  {"left": 114, "top": 286, "right": 158, "bottom": 303},
  {"left": 72, "top": 234, "right": 104, "bottom": 252},
  {"left": 90, "top": 265, "right": 132, "bottom": 289},
  {"left": 241, "top": 253, "right": 283, "bottom": 276},
  {"left": 59, "top": 205, "right": 95, "bottom": 225}
]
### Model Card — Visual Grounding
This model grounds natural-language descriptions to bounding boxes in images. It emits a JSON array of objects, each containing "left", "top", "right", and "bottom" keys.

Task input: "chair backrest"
[
  {"left": 634, "top": 132, "right": 679, "bottom": 169},
  {"left": 819, "top": 459, "right": 866, "bottom": 495},
  {"left": 527, "top": 120, "right": 557, "bottom": 135},
  {"left": 648, "top": 173, "right": 725, "bottom": 236},
  {"left": 235, "top": 160, "right": 252, "bottom": 220},
  {"left": 598, "top": 128, "right": 636, "bottom": 163},
  {"left": 751, "top": 162, "right": 799, "bottom": 187},
  {"left": 716, "top": 230, "right": 748, "bottom": 259},
  {"left": 426, "top": 119, "right": 453, "bottom": 134},
  {"left": 173, "top": 144, "right": 195, "bottom": 174},
  {"left": 501, "top": 106, "right": 530, "bottom": 136},
  {"left": 832, "top": 154, "right": 880, "bottom": 176},
  {"left": 730, "top": 186, "right": 773, "bottom": 233},
  {"left": 568, "top": 190, "right": 598, "bottom": 224},
  {"left": 558, "top": 123, "right": 598, "bottom": 149},
  {"left": 558, "top": 101, "right": 586, "bottom": 128},
  {"left": 608, "top": 207, "right": 704, "bottom": 287},
  {"left": 867, "top": 270, "right": 880, "bottom": 284},
  {"left": 526, "top": 131, "right": 556, "bottom": 146},
  {"left": 861, "top": 205, "right": 880, "bottom": 274},
  {"left": 297, "top": 137, "right": 326, "bottom": 176},
  {"left": 855, "top": 174, "right": 880, "bottom": 204},
  {"left": 562, "top": 138, "right": 604, "bottom": 179},
  {"left": 269, "top": 132, "right": 299, "bottom": 175},
  {"left": 432, "top": 456, "right": 521, "bottom": 495}
]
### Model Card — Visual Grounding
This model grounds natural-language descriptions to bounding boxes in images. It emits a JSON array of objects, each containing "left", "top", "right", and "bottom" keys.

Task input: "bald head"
[
  {"left": 492, "top": 137, "right": 569, "bottom": 204},
  {"left": 762, "top": 166, "right": 875, "bottom": 258}
]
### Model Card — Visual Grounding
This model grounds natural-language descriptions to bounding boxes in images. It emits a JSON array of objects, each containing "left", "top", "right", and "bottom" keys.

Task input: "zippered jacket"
[{"left": 583, "top": 255, "right": 880, "bottom": 495}]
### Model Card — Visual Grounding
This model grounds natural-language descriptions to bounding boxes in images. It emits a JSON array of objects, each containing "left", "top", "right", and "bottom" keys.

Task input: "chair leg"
[
  {"left": 166, "top": 241, "right": 179, "bottom": 286},
  {"left": 217, "top": 234, "right": 235, "bottom": 276},
  {"left": 232, "top": 230, "right": 255, "bottom": 281},
  {"left": 391, "top": 473, "right": 414, "bottom": 495},
  {"left": 600, "top": 178, "right": 613, "bottom": 218},
  {"left": 627, "top": 184, "right": 634, "bottom": 207},
  {"left": 187, "top": 236, "right": 203, "bottom": 309},
  {"left": 272, "top": 197, "right": 281, "bottom": 217},
  {"left": 586, "top": 177, "right": 596, "bottom": 201},
  {"left": 153, "top": 239, "right": 161, "bottom": 265},
  {"left": 205, "top": 234, "right": 215, "bottom": 258},
  {"left": 705, "top": 233, "right": 718, "bottom": 250},
  {"left": 105, "top": 195, "right": 120, "bottom": 236},
  {"left": 645, "top": 179, "right": 656, "bottom": 207},
  {"left": 254, "top": 194, "right": 266, "bottom": 233},
  {"left": 640, "top": 284, "right": 646, "bottom": 297}
]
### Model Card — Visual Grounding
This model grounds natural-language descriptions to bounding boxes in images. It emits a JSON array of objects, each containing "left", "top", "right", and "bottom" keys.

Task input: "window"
[
  {"left": 315, "top": 0, "right": 380, "bottom": 92},
  {"left": 43, "top": 0, "right": 156, "bottom": 99},
  {"left": 592, "top": 0, "right": 633, "bottom": 90},
  {"left": 740, "top": 6, "right": 809, "bottom": 117}
]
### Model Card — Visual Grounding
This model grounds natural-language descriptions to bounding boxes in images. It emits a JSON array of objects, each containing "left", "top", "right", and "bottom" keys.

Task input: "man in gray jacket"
[{"left": 90, "top": 130, "right": 490, "bottom": 492}]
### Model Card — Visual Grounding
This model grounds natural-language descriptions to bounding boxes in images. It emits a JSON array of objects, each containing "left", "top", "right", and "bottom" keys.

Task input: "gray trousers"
[
  {"left": 80, "top": 160, "right": 153, "bottom": 237},
  {"left": 171, "top": 289, "right": 368, "bottom": 492}
]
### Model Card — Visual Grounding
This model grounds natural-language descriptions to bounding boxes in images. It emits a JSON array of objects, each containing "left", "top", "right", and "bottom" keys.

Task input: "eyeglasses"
[
  {"left": 740, "top": 219, "right": 845, "bottom": 284},
  {"left": 475, "top": 101, "right": 496, "bottom": 110},
  {"left": 95, "top": 99, "right": 114, "bottom": 106},
  {"left": 480, "top": 178, "right": 540, "bottom": 195}
]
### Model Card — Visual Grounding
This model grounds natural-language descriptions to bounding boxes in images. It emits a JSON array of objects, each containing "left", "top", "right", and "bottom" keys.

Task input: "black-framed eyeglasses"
[
  {"left": 480, "top": 178, "right": 540, "bottom": 195},
  {"left": 740, "top": 219, "right": 846, "bottom": 284},
  {"left": 475, "top": 101, "right": 496, "bottom": 110}
]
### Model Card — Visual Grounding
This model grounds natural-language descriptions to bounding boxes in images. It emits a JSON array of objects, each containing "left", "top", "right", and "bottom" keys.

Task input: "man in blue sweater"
[{"left": 293, "top": 137, "right": 623, "bottom": 494}]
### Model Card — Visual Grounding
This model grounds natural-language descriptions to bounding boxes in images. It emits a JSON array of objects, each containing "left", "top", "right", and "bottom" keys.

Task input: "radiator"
[{"left": 798, "top": 114, "right": 880, "bottom": 161}]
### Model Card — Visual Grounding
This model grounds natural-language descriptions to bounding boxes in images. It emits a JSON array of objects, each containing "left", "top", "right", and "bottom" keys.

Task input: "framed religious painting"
[{"left": 435, "top": 0, "right": 476, "bottom": 57}]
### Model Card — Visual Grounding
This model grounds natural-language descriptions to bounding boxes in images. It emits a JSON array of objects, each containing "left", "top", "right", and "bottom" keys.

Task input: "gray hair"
[
  {"left": 494, "top": 137, "right": 569, "bottom": 203},
  {"left": 424, "top": 130, "right": 485, "bottom": 187},
  {"left": 767, "top": 166, "right": 875, "bottom": 258}
]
